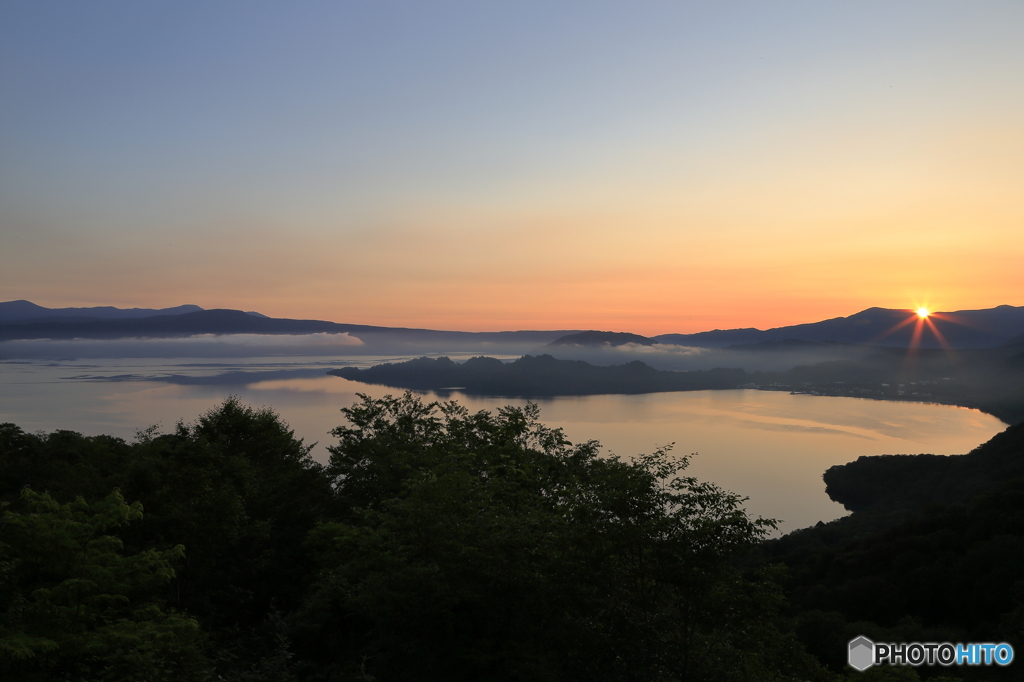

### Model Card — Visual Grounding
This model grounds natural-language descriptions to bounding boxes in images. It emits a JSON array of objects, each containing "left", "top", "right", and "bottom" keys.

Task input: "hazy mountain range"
[
  {"left": 569, "top": 305, "right": 1024, "bottom": 349},
  {"left": 0, "top": 300, "right": 209, "bottom": 321},
  {"left": 2, "top": 300, "right": 1022, "bottom": 350},
  {"left": 0, "top": 302, "right": 573, "bottom": 347}
]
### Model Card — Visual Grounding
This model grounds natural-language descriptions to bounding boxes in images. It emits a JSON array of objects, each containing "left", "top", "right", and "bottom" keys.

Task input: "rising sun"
[{"left": 916, "top": 307, "right": 930, "bottom": 319}]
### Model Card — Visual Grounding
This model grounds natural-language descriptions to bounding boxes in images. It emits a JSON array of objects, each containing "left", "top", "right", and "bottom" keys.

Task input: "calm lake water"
[{"left": 0, "top": 356, "right": 1007, "bottom": 533}]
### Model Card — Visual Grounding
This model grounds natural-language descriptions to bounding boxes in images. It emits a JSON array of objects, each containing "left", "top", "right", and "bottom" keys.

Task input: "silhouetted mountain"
[
  {"left": 0, "top": 309, "right": 335, "bottom": 339},
  {"left": 0, "top": 299, "right": 205, "bottom": 322},
  {"left": 0, "top": 307, "right": 578, "bottom": 347},
  {"left": 653, "top": 305, "right": 1024, "bottom": 349},
  {"left": 653, "top": 327, "right": 765, "bottom": 348},
  {"left": 548, "top": 330, "right": 656, "bottom": 347},
  {"left": 7, "top": 300, "right": 1021, "bottom": 351}
]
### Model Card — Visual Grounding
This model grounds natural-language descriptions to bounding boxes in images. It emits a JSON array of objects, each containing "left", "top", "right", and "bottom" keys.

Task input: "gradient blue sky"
[{"left": 2, "top": 1, "right": 1021, "bottom": 333}]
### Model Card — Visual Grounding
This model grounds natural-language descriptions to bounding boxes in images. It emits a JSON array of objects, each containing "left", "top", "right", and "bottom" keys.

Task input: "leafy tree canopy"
[
  {"left": 0, "top": 489, "right": 202, "bottom": 681},
  {"left": 293, "top": 393, "right": 824, "bottom": 681},
  {"left": 1, "top": 394, "right": 835, "bottom": 681}
]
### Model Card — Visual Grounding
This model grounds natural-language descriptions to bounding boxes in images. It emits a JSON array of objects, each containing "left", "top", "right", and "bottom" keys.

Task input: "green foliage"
[
  {"left": 0, "top": 423, "right": 133, "bottom": 506},
  {"left": 294, "top": 392, "right": 825, "bottom": 681},
  {"left": 2, "top": 394, "right": 851, "bottom": 680},
  {"left": 122, "top": 397, "right": 334, "bottom": 628},
  {"left": 0, "top": 398, "right": 335, "bottom": 632},
  {"left": 769, "top": 480, "right": 1024, "bottom": 657},
  {"left": 0, "top": 398, "right": 331, "bottom": 680},
  {"left": 0, "top": 488, "right": 203, "bottom": 681}
]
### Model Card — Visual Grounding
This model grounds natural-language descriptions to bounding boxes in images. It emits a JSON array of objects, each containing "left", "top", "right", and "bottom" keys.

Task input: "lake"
[{"left": 0, "top": 355, "right": 1007, "bottom": 533}]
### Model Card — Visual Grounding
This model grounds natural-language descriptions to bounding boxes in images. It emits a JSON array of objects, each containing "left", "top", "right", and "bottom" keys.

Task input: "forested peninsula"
[
  {"left": 330, "top": 344, "right": 1024, "bottom": 425},
  {"left": 2, "top": 394, "right": 1022, "bottom": 681}
]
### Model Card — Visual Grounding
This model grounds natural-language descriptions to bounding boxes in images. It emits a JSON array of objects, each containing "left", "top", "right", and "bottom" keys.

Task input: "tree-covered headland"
[
  {"left": 331, "top": 342, "right": 1024, "bottom": 425},
  {"left": 2, "top": 395, "right": 1022, "bottom": 681}
]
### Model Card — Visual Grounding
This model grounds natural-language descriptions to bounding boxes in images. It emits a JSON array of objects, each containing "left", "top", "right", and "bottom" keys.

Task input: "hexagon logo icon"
[{"left": 848, "top": 636, "right": 875, "bottom": 671}]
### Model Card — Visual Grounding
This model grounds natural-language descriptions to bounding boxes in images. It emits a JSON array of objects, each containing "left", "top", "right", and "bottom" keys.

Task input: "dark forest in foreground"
[{"left": 2, "top": 395, "right": 1022, "bottom": 681}]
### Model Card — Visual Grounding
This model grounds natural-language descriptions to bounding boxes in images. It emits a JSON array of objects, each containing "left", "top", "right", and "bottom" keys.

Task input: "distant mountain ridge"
[
  {"left": 550, "top": 305, "right": 1024, "bottom": 350},
  {"left": 0, "top": 305, "right": 577, "bottom": 345},
  {"left": 549, "top": 331, "right": 655, "bottom": 347},
  {"left": 0, "top": 300, "right": 205, "bottom": 322},
  {"left": 4, "top": 300, "right": 1022, "bottom": 350},
  {"left": 655, "top": 305, "right": 1024, "bottom": 349}
]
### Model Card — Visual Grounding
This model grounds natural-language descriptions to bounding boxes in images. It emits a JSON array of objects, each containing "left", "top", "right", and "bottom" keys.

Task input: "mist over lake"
[{"left": 1, "top": 353, "right": 1005, "bottom": 534}]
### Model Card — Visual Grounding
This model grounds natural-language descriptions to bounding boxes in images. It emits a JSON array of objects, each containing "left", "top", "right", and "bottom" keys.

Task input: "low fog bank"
[
  {"left": 536, "top": 342, "right": 876, "bottom": 373},
  {"left": 353, "top": 332, "right": 554, "bottom": 358},
  {"left": 0, "top": 333, "right": 363, "bottom": 359},
  {"left": 0, "top": 332, "right": 551, "bottom": 360},
  {"left": 63, "top": 367, "right": 333, "bottom": 386},
  {"left": 0, "top": 332, "right": 877, "bottom": 372}
]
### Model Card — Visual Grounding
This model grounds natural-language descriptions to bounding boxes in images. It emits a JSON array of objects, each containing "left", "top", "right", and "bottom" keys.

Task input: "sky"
[{"left": 1, "top": 1, "right": 1022, "bottom": 334}]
